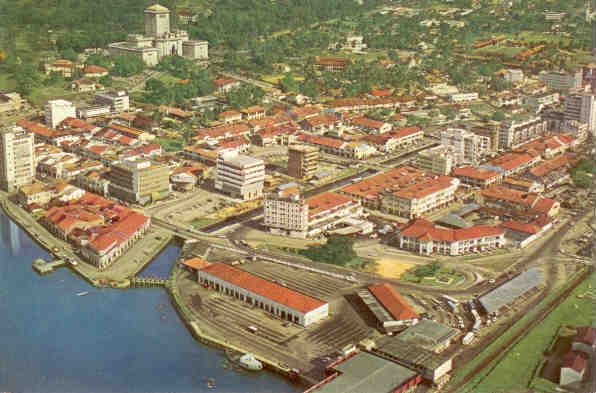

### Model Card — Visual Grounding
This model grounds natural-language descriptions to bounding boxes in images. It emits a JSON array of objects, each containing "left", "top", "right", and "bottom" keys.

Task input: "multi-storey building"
[
  {"left": 440, "top": 128, "right": 491, "bottom": 165},
  {"left": 287, "top": 145, "right": 319, "bottom": 179},
  {"left": 94, "top": 90, "right": 130, "bottom": 113},
  {"left": 398, "top": 219, "right": 504, "bottom": 256},
  {"left": 0, "top": 126, "right": 35, "bottom": 192},
  {"left": 342, "top": 167, "right": 459, "bottom": 219},
  {"left": 416, "top": 146, "right": 454, "bottom": 175},
  {"left": 108, "top": 4, "right": 208, "bottom": 66},
  {"left": 264, "top": 189, "right": 364, "bottom": 238},
  {"left": 452, "top": 166, "right": 503, "bottom": 189},
  {"left": 503, "top": 68, "right": 524, "bottom": 83},
  {"left": 539, "top": 70, "right": 582, "bottom": 92},
  {"left": 107, "top": 159, "right": 170, "bottom": 204},
  {"left": 214, "top": 151, "right": 265, "bottom": 200},
  {"left": 45, "top": 99, "right": 76, "bottom": 128},
  {"left": 498, "top": 115, "right": 547, "bottom": 150},
  {"left": 564, "top": 92, "right": 596, "bottom": 133}
]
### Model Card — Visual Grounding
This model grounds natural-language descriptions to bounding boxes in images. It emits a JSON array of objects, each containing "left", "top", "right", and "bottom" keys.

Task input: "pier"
[{"left": 32, "top": 258, "right": 67, "bottom": 275}]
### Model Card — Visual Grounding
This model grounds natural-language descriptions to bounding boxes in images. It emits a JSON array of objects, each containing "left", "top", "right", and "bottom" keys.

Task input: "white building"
[
  {"left": 398, "top": 219, "right": 505, "bottom": 256},
  {"left": 564, "top": 92, "right": 596, "bottom": 133},
  {"left": 215, "top": 151, "right": 265, "bottom": 200},
  {"left": 499, "top": 116, "right": 547, "bottom": 150},
  {"left": 449, "top": 92, "right": 478, "bottom": 103},
  {"left": 94, "top": 90, "right": 130, "bottom": 113},
  {"left": 503, "top": 68, "right": 524, "bottom": 84},
  {"left": 108, "top": 4, "right": 208, "bottom": 66},
  {"left": 45, "top": 99, "right": 76, "bottom": 128},
  {"left": 440, "top": 128, "right": 491, "bottom": 165},
  {"left": 0, "top": 126, "right": 35, "bottom": 192},
  {"left": 416, "top": 146, "right": 455, "bottom": 175},
  {"left": 539, "top": 70, "right": 582, "bottom": 92},
  {"left": 197, "top": 262, "right": 329, "bottom": 326}
]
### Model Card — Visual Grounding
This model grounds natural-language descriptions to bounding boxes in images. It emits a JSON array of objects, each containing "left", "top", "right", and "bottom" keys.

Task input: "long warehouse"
[{"left": 198, "top": 262, "right": 329, "bottom": 326}]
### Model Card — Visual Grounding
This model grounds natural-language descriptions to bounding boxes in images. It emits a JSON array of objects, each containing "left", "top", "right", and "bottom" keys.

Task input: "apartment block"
[
  {"left": 0, "top": 126, "right": 35, "bottom": 192},
  {"left": 564, "top": 92, "right": 596, "bottom": 133},
  {"left": 287, "top": 145, "right": 319, "bottom": 180},
  {"left": 417, "top": 146, "right": 454, "bottom": 175},
  {"left": 440, "top": 128, "right": 491, "bottom": 165},
  {"left": 45, "top": 99, "right": 76, "bottom": 128},
  {"left": 108, "top": 159, "right": 170, "bottom": 204},
  {"left": 215, "top": 151, "right": 265, "bottom": 200},
  {"left": 95, "top": 90, "right": 130, "bottom": 112}
]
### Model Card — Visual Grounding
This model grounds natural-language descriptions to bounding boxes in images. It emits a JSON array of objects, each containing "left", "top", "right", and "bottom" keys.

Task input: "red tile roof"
[
  {"left": 500, "top": 219, "right": 549, "bottom": 234},
  {"left": 84, "top": 65, "right": 108, "bottom": 74},
  {"left": 182, "top": 257, "right": 212, "bottom": 270},
  {"left": 489, "top": 152, "right": 538, "bottom": 171},
  {"left": 16, "top": 119, "right": 56, "bottom": 138},
  {"left": 306, "top": 192, "right": 355, "bottom": 217},
  {"left": 200, "top": 263, "right": 326, "bottom": 313},
  {"left": 562, "top": 351, "right": 587, "bottom": 373},
  {"left": 351, "top": 116, "right": 386, "bottom": 130},
  {"left": 453, "top": 166, "right": 501, "bottom": 181},
  {"left": 300, "top": 134, "right": 346, "bottom": 149},
  {"left": 400, "top": 219, "right": 504, "bottom": 242},
  {"left": 213, "top": 78, "right": 239, "bottom": 87},
  {"left": 530, "top": 154, "right": 574, "bottom": 177},
  {"left": 368, "top": 283, "right": 419, "bottom": 321}
]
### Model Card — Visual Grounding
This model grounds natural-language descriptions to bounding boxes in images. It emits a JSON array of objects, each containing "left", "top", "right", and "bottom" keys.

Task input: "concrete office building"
[
  {"left": 499, "top": 116, "right": 547, "bottom": 150},
  {"left": 440, "top": 128, "right": 491, "bottom": 165},
  {"left": 287, "top": 144, "right": 319, "bottom": 179},
  {"left": 215, "top": 151, "right": 265, "bottom": 200},
  {"left": 417, "top": 146, "right": 455, "bottom": 175},
  {"left": 45, "top": 99, "right": 76, "bottom": 128},
  {"left": 565, "top": 92, "right": 596, "bottom": 133},
  {"left": 94, "top": 90, "right": 130, "bottom": 113},
  {"left": 0, "top": 126, "right": 35, "bottom": 192},
  {"left": 539, "top": 70, "right": 582, "bottom": 92},
  {"left": 108, "top": 159, "right": 170, "bottom": 204}
]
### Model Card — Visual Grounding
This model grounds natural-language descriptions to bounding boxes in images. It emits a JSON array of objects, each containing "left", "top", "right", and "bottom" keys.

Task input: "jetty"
[{"left": 32, "top": 258, "right": 67, "bottom": 275}]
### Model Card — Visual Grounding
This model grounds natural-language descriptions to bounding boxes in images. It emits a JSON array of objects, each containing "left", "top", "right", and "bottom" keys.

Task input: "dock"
[{"left": 32, "top": 258, "right": 67, "bottom": 275}]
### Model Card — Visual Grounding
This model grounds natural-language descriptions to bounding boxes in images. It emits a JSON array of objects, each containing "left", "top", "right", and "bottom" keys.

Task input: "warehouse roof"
[
  {"left": 199, "top": 263, "right": 326, "bottom": 313},
  {"left": 396, "top": 320, "right": 460, "bottom": 352},
  {"left": 313, "top": 351, "right": 417, "bottom": 393},
  {"left": 373, "top": 336, "right": 451, "bottom": 370},
  {"left": 478, "top": 268, "right": 544, "bottom": 314}
]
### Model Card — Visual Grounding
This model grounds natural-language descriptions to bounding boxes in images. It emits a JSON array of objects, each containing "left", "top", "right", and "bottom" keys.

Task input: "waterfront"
[{"left": 0, "top": 212, "right": 301, "bottom": 393}]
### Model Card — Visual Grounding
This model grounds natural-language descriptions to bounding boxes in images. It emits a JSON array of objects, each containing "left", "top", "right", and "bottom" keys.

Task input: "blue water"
[
  {"left": 137, "top": 244, "right": 181, "bottom": 278},
  {"left": 0, "top": 212, "right": 301, "bottom": 393}
]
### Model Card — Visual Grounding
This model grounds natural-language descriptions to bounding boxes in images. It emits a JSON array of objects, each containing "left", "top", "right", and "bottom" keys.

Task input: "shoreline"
[{"left": 0, "top": 195, "right": 307, "bottom": 388}]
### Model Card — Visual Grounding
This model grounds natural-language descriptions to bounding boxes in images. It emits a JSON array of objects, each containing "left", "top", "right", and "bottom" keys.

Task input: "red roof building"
[
  {"left": 369, "top": 283, "right": 419, "bottom": 321},
  {"left": 198, "top": 263, "right": 328, "bottom": 326},
  {"left": 398, "top": 218, "right": 505, "bottom": 256}
]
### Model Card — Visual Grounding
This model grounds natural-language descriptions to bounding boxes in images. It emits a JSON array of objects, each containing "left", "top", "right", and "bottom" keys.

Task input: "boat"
[
  {"left": 207, "top": 377, "right": 216, "bottom": 389},
  {"left": 238, "top": 353, "right": 263, "bottom": 371},
  {"left": 76, "top": 291, "right": 89, "bottom": 296}
]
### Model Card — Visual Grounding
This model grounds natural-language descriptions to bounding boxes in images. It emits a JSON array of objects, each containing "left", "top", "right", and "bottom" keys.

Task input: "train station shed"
[
  {"left": 478, "top": 267, "right": 544, "bottom": 315},
  {"left": 396, "top": 320, "right": 460, "bottom": 353}
]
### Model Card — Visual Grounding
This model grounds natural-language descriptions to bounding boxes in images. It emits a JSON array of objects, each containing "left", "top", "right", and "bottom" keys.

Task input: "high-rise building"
[
  {"left": 214, "top": 151, "right": 265, "bottom": 200},
  {"left": 0, "top": 126, "right": 35, "bottom": 192},
  {"left": 264, "top": 189, "right": 309, "bottom": 237},
  {"left": 107, "top": 159, "right": 170, "bottom": 204},
  {"left": 539, "top": 70, "right": 583, "bottom": 92},
  {"left": 287, "top": 145, "right": 319, "bottom": 180},
  {"left": 498, "top": 115, "right": 547, "bottom": 150},
  {"left": 440, "top": 128, "right": 491, "bottom": 165},
  {"left": 416, "top": 146, "right": 455, "bottom": 175},
  {"left": 44, "top": 99, "right": 76, "bottom": 128},
  {"left": 564, "top": 92, "right": 596, "bottom": 133},
  {"left": 94, "top": 90, "right": 130, "bottom": 113}
]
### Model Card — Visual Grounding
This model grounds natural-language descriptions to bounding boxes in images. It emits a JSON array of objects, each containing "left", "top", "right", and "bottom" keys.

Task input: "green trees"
[
  {"left": 112, "top": 55, "right": 144, "bottom": 77},
  {"left": 280, "top": 74, "right": 300, "bottom": 93},
  {"left": 227, "top": 85, "right": 265, "bottom": 109},
  {"left": 492, "top": 111, "right": 506, "bottom": 121},
  {"left": 14, "top": 64, "right": 43, "bottom": 95},
  {"left": 299, "top": 236, "right": 359, "bottom": 266},
  {"left": 142, "top": 70, "right": 215, "bottom": 106}
]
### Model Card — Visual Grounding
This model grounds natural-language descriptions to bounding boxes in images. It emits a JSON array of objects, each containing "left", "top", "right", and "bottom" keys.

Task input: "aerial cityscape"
[{"left": 0, "top": 0, "right": 594, "bottom": 392}]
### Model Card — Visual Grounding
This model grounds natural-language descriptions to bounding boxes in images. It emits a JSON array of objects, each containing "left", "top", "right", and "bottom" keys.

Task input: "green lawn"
[
  {"left": 191, "top": 217, "right": 219, "bottom": 229},
  {"left": 459, "top": 272, "right": 595, "bottom": 393},
  {"left": 0, "top": 73, "right": 17, "bottom": 90}
]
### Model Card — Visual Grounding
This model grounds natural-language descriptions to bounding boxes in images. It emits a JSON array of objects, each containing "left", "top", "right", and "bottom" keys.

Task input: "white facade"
[
  {"left": 264, "top": 192, "right": 309, "bottom": 237},
  {"left": 95, "top": 91, "right": 130, "bottom": 113},
  {"left": 197, "top": 267, "right": 329, "bottom": 326},
  {"left": 108, "top": 5, "right": 208, "bottom": 65},
  {"left": 45, "top": 99, "right": 76, "bottom": 128},
  {"left": 416, "top": 146, "right": 454, "bottom": 175},
  {"left": 440, "top": 128, "right": 490, "bottom": 165},
  {"left": 0, "top": 126, "right": 35, "bottom": 192},
  {"left": 215, "top": 151, "right": 265, "bottom": 200},
  {"left": 450, "top": 92, "right": 478, "bottom": 103},
  {"left": 504, "top": 69, "right": 524, "bottom": 83},
  {"left": 539, "top": 70, "right": 582, "bottom": 91},
  {"left": 499, "top": 116, "right": 547, "bottom": 150},
  {"left": 565, "top": 92, "right": 596, "bottom": 133}
]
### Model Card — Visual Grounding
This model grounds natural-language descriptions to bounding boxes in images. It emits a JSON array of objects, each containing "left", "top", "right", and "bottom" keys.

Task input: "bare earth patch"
[{"left": 375, "top": 258, "right": 416, "bottom": 279}]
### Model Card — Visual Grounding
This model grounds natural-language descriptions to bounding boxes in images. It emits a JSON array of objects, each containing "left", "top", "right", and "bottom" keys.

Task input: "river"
[{"left": 0, "top": 211, "right": 301, "bottom": 393}]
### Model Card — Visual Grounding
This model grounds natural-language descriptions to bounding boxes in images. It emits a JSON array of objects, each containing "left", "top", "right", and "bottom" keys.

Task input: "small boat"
[
  {"left": 76, "top": 291, "right": 89, "bottom": 296},
  {"left": 238, "top": 353, "right": 263, "bottom": 371},
  {"left": 207, "top": 377, "right": 216, "bottom": 389}
]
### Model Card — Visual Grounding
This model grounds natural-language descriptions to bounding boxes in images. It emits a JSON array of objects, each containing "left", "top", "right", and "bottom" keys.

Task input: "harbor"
[{"left": 0, "top": 207, "right": 301, "bottom": 393}]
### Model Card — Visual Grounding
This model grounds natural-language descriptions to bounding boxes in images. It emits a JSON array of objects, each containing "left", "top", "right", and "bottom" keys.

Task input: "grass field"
[
  {"left": 191, "top": 217, "right": 219, "bottom": 229},
  {"left": 459, "top": 272, "right": 595, "bottom": 393},
  {"left": 156, "top": 137, "right": 183, "bottom": 152}
]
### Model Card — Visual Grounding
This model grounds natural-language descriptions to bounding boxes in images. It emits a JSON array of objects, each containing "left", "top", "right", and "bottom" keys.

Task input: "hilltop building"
[{"left": 108, "top": 4, "right": 208, "bottom": 66}]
